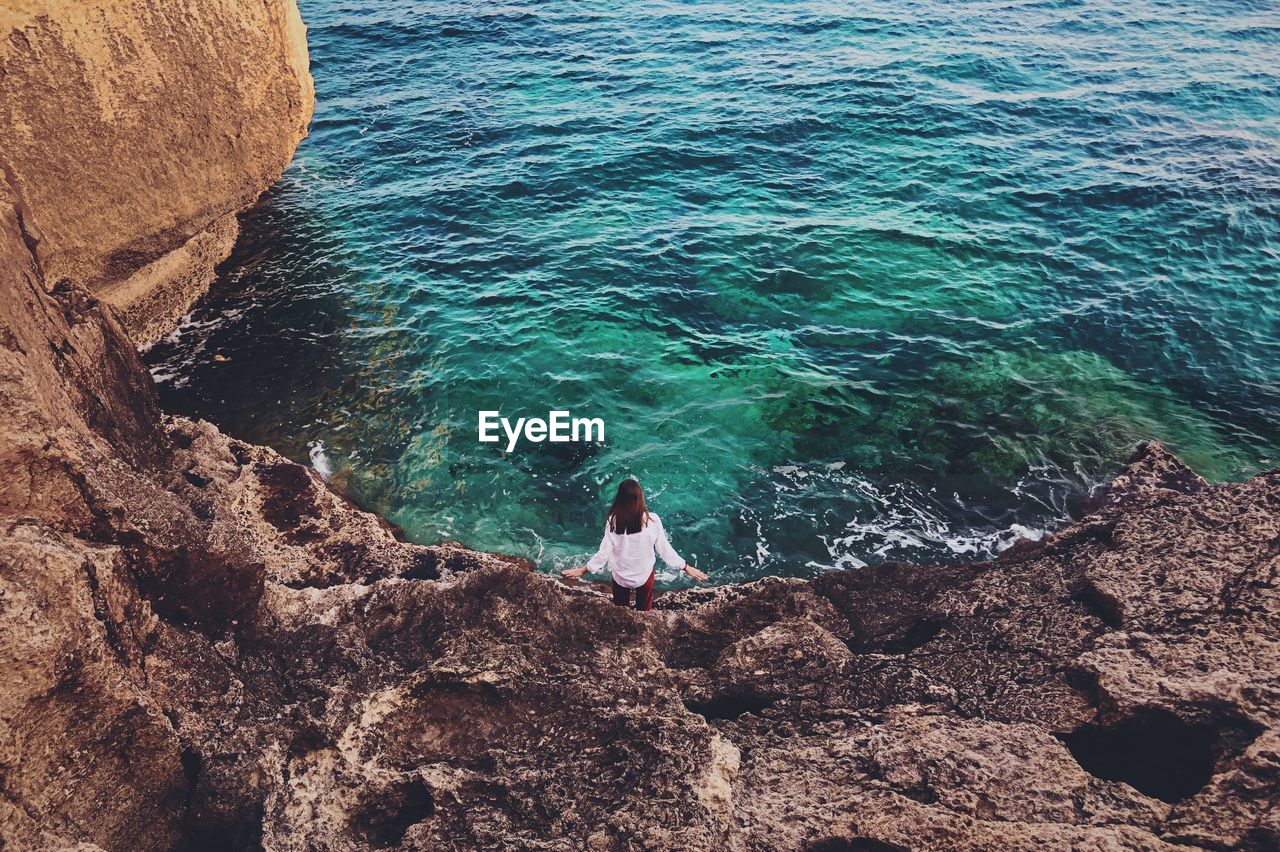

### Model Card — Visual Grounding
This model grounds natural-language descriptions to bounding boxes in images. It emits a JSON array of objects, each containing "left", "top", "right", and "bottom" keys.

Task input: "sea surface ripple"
[{"left": 146, "top": 0, "right": 1280, "bottom": 584}]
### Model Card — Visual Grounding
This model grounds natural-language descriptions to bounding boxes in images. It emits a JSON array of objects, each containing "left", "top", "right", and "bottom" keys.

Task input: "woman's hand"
[
  {"left": 562, "top": 566, "right": 589, "bottom": 579},
  {"left": 683, "top": 564, "right": 709, "bottom": 582}
]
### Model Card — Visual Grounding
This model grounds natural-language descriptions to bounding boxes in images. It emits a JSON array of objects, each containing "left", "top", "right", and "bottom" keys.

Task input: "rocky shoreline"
[{"left": 2, "top": 2, "right": 1279, "bottom": 850}]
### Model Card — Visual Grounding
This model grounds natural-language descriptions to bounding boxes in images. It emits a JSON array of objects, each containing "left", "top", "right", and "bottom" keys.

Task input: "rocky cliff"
[
  {"left": 0, "top": 0, "right": 313, "bottom": 344},
  {"left": 2, "top": 2, "right": 1279, "bottom": 851}
]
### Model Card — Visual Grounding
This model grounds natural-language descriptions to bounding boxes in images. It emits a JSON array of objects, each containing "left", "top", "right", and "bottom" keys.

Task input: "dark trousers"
[{"left": 612, "top": 571, "right": 655, "bottom": 611}]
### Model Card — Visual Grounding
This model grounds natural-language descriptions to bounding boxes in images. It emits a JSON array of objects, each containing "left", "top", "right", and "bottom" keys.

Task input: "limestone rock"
[
  {"left": 2, "top": 1, "right": 1279, "bottom": 848},
  {"left": 0, "top": 0, "right": 314, "bottom": 343}
]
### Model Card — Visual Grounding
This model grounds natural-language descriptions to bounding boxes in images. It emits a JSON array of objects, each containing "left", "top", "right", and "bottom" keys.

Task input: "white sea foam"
[
  {"left": 769, "top": 462, "right": 1057, "bottom": 573},
  {"left": 144, "top": 305, "right": 247, "bottom": 387},
  {"left": 309, "top": 441, "right": 334, "bottom": 481}
]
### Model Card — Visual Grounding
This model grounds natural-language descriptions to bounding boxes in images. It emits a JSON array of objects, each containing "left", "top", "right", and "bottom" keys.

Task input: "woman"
[{"left": 562, "top": 479, "right": 708, "bottom": 610}]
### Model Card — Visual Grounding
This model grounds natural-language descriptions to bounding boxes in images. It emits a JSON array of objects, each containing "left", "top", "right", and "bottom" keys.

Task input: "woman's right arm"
[{"left": 563, "top": 525, "right": 613, "bottom": 578}]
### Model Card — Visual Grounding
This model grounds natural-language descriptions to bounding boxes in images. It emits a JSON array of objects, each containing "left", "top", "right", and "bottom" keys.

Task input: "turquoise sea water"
[{"left": 146, "top": 0, "right": 1280, "bottom": 585}]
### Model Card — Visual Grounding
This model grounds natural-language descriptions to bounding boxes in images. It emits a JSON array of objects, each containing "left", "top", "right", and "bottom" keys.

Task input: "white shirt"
[{"left": 585, "top": 513, "right": 685, "bottom": 588}]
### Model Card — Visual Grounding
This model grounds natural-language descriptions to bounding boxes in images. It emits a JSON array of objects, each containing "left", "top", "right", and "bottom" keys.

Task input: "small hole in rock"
[
  {"left": 183, "top": 469, "right": 212, "bottom": 489},
  {"left": 180, "top": 747, "right": 202, "bottom": 786},
  {"left": 1057, "top": 709, "right": 1248, "bottom": 803},
  {"left": 402, "top": 550, "right": 440, "bottom": 581},
  {"left": 684, "top": 694, "right": 773, "bottom": 721},
  {"left": 880, "top": 618, "right": 942, "bottom": 654},
  {"left": 1070, "top": 580, "right": 1123, "bottom": 628},
  {"left": 806, "top": 839, "right": 910, "bottom": 852},
  {"left": 352, "top": 779, "right": 435, "bottom": 848}
]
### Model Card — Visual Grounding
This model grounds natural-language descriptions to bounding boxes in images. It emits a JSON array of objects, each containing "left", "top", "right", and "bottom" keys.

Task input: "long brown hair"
[{"left": 607, "top": 478, "right": 650, "bottom": 535}]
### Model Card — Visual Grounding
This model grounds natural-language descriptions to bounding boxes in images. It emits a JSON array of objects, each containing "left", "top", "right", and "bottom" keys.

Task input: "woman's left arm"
[{"left": 655, "top": 518, "right": 708, "bottom": 581}]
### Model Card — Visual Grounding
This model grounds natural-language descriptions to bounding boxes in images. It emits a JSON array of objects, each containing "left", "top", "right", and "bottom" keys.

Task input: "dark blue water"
[{"left": 146, "top": 0, "right": 1280, "bottom": 585}]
